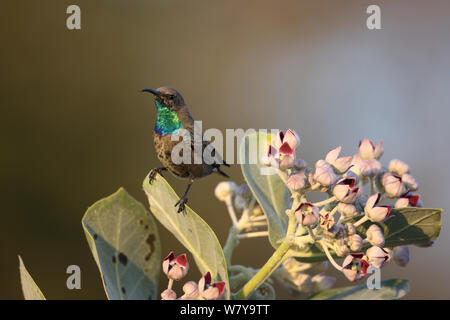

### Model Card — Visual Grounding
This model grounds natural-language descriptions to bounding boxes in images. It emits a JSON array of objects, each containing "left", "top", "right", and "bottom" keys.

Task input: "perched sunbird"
[{"left": 142, "top": 86, "right": 229, "bottom": 213}]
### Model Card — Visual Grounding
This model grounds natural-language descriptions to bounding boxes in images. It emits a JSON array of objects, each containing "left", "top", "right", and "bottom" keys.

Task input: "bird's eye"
[{"left": 169, "top": 94, "right": 176, "bottom": 100}]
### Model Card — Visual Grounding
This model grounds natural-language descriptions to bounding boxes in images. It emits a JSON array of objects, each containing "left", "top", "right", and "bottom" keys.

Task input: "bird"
[{"left": 142, "top": 86, "right": 229, "bottom": 213}]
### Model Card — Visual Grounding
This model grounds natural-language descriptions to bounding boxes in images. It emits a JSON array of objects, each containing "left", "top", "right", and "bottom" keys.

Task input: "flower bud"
[
  {"left": 287, "top": 172, "right": 307, "bottom": 192},
  {"left": 366, "top": 224, "right": 385, "bottom": 247},
  {"left": 294, "top": 158, "right": 307, "bottom": 170},
  {"left": 294, "top": 203, "right": 319, "bottom": 226},
  {"left": 364, "top": 193, "right": 392, "bottom": 222},
  {"left": 348, "top": 234, "right": 363, "bottom": 251},
  {"left": 315, "top": 159, "right": 328, "bottom": 168},
  {"left": 162, "top": 252, "right": 189, "bottom": 281},
  {"left": 182, "top": 281, "right": 199, "bottom": 299},
  {"left": 358, "top": 139, "right": 383, "bottom": 160},
  {"left": 198, "top": 272, "right": 226, "bottom": 300},
  {"left": 366, "top": 246, "right": 389, "bottom": 268},
  {"left": 345, "top": 223, "right": 356, "bottom": 236},
  {"left": 214, "top": 181, "right": 237, "bottom": 201},
  {"left": 402, "top": 174, "right": 419, "bottom": 191},
  {"left": 388, "top": 159, "right": 409, "bottom": 176},
  {"left": 319, "top": 212, "right": 335, "bottom": 230},
  {"left": 393, "top": 246, "right": 410, "bottom": 267},
  {"left": 325, "top": 146, "right": 352, "bottom": 173},
  {"left": 342, "top": 253, "right": 370, "bottom": 282},
  {"left": 312, "top": 273, "right": 336, "bottom": 292},
  {"left": 161, "top": 289, "right": 177, "bottom": 300},
  {"left": 360, "top": 159, "right": 381, "bottom": 177},
  {"left": 332, "top": 178, "right": 359, "bottom": 203},
  {"left": 335, "top": 239, "right": 349, "bottom": 257},
  {"left": 349, "top": 154, "right": 362, "bottom": 177},
  {"left": 279, "top": 154, "right": 295, "bottom": 171},
  {"left": 382, "top": 173, "right": 405, "bottom": 198},
  {"left": 233, "top": 195, "right": 247, "bottom": 213},
  {"left": 394, "top": 197, "right": 409, "bottom": 208},
  {"left": 274, "top": 129, "right": 300, "bottom": 155},
  {"left": 374, "top": 141, "right": 384, "bottom": 160},
  {"left": 395, "top": 193, "right": 421, "bottom": 208},
  {"left": 236, "top": 184, "right": 251, "bottom": 199},
  {"left": 313, "top": 163, "right": 338, "bottom": 187},
  {"left": 337, "top": 203, "right": 358, "bottom": 217}
]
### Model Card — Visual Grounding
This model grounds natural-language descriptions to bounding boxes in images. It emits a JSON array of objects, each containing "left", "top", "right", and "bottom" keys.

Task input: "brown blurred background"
[{"left": 1, "top": 0, "right": 449, "bottom": 299}]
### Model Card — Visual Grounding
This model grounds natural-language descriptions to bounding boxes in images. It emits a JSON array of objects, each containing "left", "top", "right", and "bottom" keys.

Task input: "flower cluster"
[
  {"left": 161, "top": 251, "right": 225, "bottom": 300},
  {"left": 262, "top": 132, "right": 419, "bottom": 283}
]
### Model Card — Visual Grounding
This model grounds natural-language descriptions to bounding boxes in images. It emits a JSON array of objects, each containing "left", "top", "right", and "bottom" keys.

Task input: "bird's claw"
[
  {"left": 175, "top": 197, "right": 188, "bottom": 214},
  {"left": 149, "top": 167, "right": 166, "bottom": 184}
]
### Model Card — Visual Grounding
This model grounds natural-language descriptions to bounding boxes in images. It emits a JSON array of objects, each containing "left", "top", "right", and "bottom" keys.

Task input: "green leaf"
[
  {"left": 356, "top": 207, "right": 443, "bottom": 247},
  {"left": 309, "top": 278, "right": 409, "bottom": 300},
  {"left": 82, "top": 188, "right": 161, "bottom": 300},
  {"left": 18, "top": 256, "right": 46, "bottom": 300},
  {"left": 240, "top": 132, "right": 291, "bottom": 248},
  {"left": 142, "top": 174, "right": 230, "bottom": 299}
]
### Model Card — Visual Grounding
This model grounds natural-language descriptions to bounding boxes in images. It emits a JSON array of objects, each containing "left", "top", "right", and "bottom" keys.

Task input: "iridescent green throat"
[{"left": 154, "top": 99, "right": 182, "bottom": 136}]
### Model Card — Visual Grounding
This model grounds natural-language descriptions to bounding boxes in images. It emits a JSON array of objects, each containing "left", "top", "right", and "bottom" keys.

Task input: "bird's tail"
[{"left": 213, "top": 164, "right": 229, "bottom": 178}]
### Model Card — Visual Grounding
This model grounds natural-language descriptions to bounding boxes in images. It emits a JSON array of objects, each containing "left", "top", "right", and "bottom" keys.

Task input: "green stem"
[
  {"left": 223, "top": 226, "right": 239, "bottom": 266},
  {"left": 232, "top": 239, "right": 291, "bottom": 299},
  {"left": 232, "top": 205, "right": 298, "bottom": 300},
  {"left": 223, "top": 202, "right": 253, "bottom": 266}
]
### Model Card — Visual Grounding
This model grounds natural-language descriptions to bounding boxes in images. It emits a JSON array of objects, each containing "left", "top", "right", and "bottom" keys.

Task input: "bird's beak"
[{"left": 141, "top": 88, "right": 161, "bottom": 96}]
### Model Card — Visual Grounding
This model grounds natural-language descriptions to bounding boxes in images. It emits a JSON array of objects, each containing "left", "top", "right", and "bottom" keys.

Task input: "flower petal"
[
  {"left": 325, "top": 146, "right": 341, "bottom": 164},
  {"left": 284, "top": 129, "right": 300, "bottom": 150}
]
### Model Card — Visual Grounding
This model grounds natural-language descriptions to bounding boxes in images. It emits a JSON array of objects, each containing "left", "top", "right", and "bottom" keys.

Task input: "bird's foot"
[
  {"left": 149, "top": 167, "right": 167, "bottom": 184},
  {"left": 175, "top": 197, "right": 188, "bottom": 214}
]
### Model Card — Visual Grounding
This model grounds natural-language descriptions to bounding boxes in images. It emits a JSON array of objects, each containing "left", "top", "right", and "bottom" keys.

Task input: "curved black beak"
[{"left": 141, "top": 88, "right": 160, "bottom": 96}]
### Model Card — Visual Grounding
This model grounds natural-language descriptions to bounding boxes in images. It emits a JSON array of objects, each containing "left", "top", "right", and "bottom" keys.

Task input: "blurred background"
[{"left": 1, "top": 0, "right": 449, "bottom": 299}]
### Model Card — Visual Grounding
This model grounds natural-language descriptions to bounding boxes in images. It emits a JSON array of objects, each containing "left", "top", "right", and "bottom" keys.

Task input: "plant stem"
[
  {"left": 232, "top": 239, "right": 291, "bottom": 299},
  {"left": 247, "top": 221, "right": 268, "bottom": 227},
  {"left": 225, "top": 197, "right": 239, "bottom": 227},
  {"left": 167, "top": 279, "right": 174, "bottom": 290},
  {"left": 223, "top": 226, "right": 239, "bottom": 266},
  {"left": 232, "top": 205, "right": 298, "bottom": 300},
  {"left": 306, "top": 226, "right": 316, "bottom": 242},
  {"left": 249, "top": 215, "right": 267, "bottom": 222},
  {"left": 353, "top": 215, "right": 369, "bottom": 227},
  {"left": 320, "top": 241, "right": 343, "bottom": 271},
  {"left": 237, "top": 231, "right": 269, "bottom": 239},
  {"left": 313, "top": 196, "right": 336, "bottom": 207}
]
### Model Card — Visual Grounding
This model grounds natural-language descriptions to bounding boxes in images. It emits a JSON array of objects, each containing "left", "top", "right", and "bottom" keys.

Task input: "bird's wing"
[{"left": 188, "top": 131, "right": 228, "bottom": 166}]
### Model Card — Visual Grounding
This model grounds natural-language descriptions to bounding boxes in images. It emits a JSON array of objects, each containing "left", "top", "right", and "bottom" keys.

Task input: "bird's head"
[{"left": 141, "top": 86, "right": 185, "bottom": 111}]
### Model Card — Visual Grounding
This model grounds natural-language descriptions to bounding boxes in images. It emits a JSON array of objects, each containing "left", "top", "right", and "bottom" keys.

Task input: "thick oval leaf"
[
  {"left": 18, "top": 256, "right": 46, "bottom": 300},
  {"left": 309, "top": 278, "right": 409, "bottom": 300},
  {"left": 82, "top": 188, "right": 161, "bottom": 300},
  {"left": 240, "top": 132, "right": 290, "bottom": 248},
  {"left": 142, "top": 174, "right": 230, "bottom": 299},
  {"left": 356, "top": 207, "right": 443, "bottom": 247}
]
